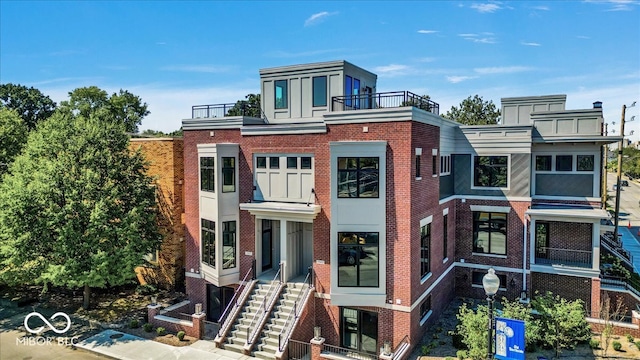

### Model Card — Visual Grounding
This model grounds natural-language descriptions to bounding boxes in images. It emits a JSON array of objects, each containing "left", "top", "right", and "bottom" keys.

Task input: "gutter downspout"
[{"left": 523, "top": 214, "right": 529, "bottom": 299}]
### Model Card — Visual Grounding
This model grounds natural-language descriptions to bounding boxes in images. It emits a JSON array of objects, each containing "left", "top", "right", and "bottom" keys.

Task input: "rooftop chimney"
[{"left": 593, "top": 101, "right": 603, "bottom": 109}]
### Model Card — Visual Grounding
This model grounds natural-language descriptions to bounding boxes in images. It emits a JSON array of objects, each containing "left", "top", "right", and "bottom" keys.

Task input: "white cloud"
[
  {"left": 446, "top": 76, "right": 477, "bottom": 83},
  {"left": 458, "top": 33, "right": 497, "bottom": 44},
  {"left": 532, "top": 5, "right": 550, "bottom": 10},
  {"left": 576, "top": 35, "right": 591, "bottom": 39},
  {"left": 584, "top": 0, "right": 639, "bottom": 11},
  {"left": 470, "top": 3, "right": 502, "bottom": 13},
  {"left": 521, "top": 41, "right": 541, "bottom": 46},
  {"left": 304, "top": 11, "right": 337, "bottom": 27},
  {"left": 417, "top": 30, "right": 439, "bottom": 34},
  {"left": 474, "top": 66, "right": 533, "bottom": 74},
  {"left": 374, "top": 64, "right": 408, "bottom": 73},
  {"left": 160, "top": 65, "right": 233, "bottom": 73}
]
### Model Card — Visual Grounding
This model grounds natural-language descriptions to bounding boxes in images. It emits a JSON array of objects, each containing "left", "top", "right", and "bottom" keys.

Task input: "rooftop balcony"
[
  {"left": 191, "top": 91, "right": 439, "bottom": 119},
  {"left": 331, "top": 91, "right": 439, "bottom": 115}
]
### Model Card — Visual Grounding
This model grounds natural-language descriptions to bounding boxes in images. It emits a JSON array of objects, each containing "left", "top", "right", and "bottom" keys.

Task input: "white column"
[
  {"left": 529, "top": 218, "right": 536, "bottom": 266},
  {"left": 280, "top": 219, "right": 288, "bottom": 282},
  {"left": 592, "top": 221, "right": 601, "bottom": 270}
]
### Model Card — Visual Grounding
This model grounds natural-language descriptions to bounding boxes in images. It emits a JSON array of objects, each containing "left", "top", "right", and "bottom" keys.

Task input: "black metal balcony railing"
[
  {"left": 322, "top": 343, "right": 379, "bottom": 360},
  {"left": 535, "top": 247, "right": 592, "bottom": 268},
  {"left": 332, "top": 91, "right": 439, "bottom": 115},
  {"left": 192, "top": 102, "right": 263, "bottom": 119}
]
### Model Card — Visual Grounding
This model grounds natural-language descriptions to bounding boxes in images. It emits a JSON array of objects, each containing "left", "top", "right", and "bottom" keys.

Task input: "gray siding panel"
[
  {"left": 439, "top": 174, "right": 454, "bottom": 199},
  {"left": 453, "top": 153, "right": 530, "bottom": 197},
  {"left": 535, "top": 174, "right": 594, "bottom": 197}
]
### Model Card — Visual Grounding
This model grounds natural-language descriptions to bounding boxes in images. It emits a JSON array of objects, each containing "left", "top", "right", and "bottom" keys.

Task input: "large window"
[
  {"left": 443, "top": 214, "right": 448, "bottom": 260},
  {"left": 338, "top": 232, "right": 379, "bottom": 287},
  {"left": 275, "top": 80, "right": 288, "bottom": 109},
  {"left": 337, "top": 157, "right": 379, "bottom": 198},
  {"left": 420, "top": 223, "right": 431, "bottom": 278},
  {"left": 345, "top": 76, "right": 361, "bottom": 108},
  {"left": 313, "top": 76, "right": 327, "bottom": 107},
  {"left": 577, "top": 155, "right": 594, "bottom": 171},
  {"left": 473, "top": 212, "right": 507, "bottom": 255},
  {"left": 440, "top": 155, "right": 451, "bottom": 175},
  {"left": 420, "top": 295, "right": 432, "bottom": 322},
  {"left": 341, "top": 308, "right": 378, "bottom": 354},
  {"left": 200, "top": 157, "right": 215, "bottom": 192},
  {"left": 555, "top": 155, "right": 572, "bottom": 171},
  {"left": 535, "top": 155, "right": 552, "bottom": 171},
  {"left": 222, "top": 157, "right": 235, "bottom": 192},
  {"left": 201, "top": 219, "right": 215, "bottom": 267},
  {"left": 474, "top": 156, "right": 508, "bottom": 188},
  {"left": 222, "top": 221, "right": 236, "bottom": 269}
]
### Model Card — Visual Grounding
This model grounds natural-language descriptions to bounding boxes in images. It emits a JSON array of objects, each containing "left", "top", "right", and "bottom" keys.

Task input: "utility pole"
[{"left": 613, "top": 103, "right": 633, "bottom": 239}]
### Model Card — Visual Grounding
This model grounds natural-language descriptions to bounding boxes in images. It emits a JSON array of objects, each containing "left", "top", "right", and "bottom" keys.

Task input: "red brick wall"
[
  {"left": 531, "top": 273, "right": 592, "bottom": 311},
  {"left": 548, "top": 221, "right": 593, "bottom": 251}
]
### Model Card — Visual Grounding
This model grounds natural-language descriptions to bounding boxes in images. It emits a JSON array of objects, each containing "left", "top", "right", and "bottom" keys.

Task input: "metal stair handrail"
[
  {"left": 277, "top": 269, "right": 313, "bottom": 352},
  {"left": 392, "top": 335, "right": 410, "bottom": 360},
  {"left": 246, "top": 263, "right": 283, "bottom": 346},
  {"left": 217, "top": 266, "right": 254, "bottom": 337}
]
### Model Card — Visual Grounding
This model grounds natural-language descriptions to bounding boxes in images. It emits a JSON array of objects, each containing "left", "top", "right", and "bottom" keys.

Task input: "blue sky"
[{"left": 1, "top": 1, "right": 639, "bottom": 141}]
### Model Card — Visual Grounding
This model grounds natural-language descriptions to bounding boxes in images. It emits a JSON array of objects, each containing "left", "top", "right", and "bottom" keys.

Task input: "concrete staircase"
[
  {"left": 253, "top": 282, "right": 308, "bottom": 360},
  {"left": 221, "top": 280, "right": 280, "bottom": 354}
]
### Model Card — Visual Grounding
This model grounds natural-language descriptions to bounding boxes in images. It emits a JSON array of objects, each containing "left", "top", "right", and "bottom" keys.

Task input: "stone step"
[
  {"left": 222, "top": 342, "right": 246, "bottom": 354},
  {"left": 253, "top": 350, "right": 277, "bottom": 360}
]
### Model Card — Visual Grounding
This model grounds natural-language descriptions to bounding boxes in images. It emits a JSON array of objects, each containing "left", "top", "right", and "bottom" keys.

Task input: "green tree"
[
  {"left": 0, "top": 111, "right": 161, "bottom": 309},
  {"left": 226, "top": 93, "right": 261, "bottom": 117},
  {"left": 59, "top": 86, "right": 150, "bottom": 133},
  {"left": 0, "top": 108, "right": 28, "bottom": 174},
  {"left": 138, "top": 128, "right": 183, "bottom": 138},
  {"left": 531, "top": 292, "right": 591, "bottom": 356},
  {"left": 443, "top": 94, "right": 500, "bottom": 125},
  {"left": 500, "top": 297, "right": 541, "bottom": 349},
  {"left": 0, "top": 83, "right": 57, "bottom": 130},
  {"left": 455, "top": 301, "right": 490, "bottom": 360}
]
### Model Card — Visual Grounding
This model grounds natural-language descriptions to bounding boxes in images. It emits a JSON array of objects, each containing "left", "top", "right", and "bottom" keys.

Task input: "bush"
[
  {"left": 612, "top": 341, "right": 622, "bottom": 351},
  {"left": 626, "top": 333, "right": 634, "bottom": 343},
  {"left": 589, "top": 339, "right": 600, "bottom": 349},
  {"left": 143, "top": 323, "right": 153, "bottom": 332},
  {"left": 456, "top": 350, "right": 467, "bottom": 360},
  {"left": 129, "top": 319, "right": 139, "bottom": 329},
  {"left": 636, "top": 341, "right": 640, "bottom": 350},
  {"left": 177, "top": 330, "right": 185, "bottom": 341},
  {"left": 445, "top": 357, "right": 454, "bottom": 360},
  {"left": 421, "top": 345, "right": 430, "bottom": 355},
  {"left": 156, "top": 327, "right": 166, "bottom": 336},
  {"left": 135, "top": 284, "right": 157, "bottom": 296}
]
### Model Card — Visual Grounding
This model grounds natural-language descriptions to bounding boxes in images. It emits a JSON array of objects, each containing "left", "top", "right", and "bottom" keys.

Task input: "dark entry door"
[
  {"left": 341, "top": 307, "right": 378, "bottom": 354},
  {"left": 207, "top": 284, "right": 234, "bottom": 322},
  {"left": 262, "top": 219, "right": 273, "bottom": 271}
]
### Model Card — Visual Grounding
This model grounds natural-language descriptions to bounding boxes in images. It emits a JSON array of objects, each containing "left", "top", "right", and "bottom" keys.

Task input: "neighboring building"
[
  {"left": 181, "top": 60, "right": 625, "bottom": 359},
  {"left": 130, "top": 138, "right": 185, "bottom": 290}
]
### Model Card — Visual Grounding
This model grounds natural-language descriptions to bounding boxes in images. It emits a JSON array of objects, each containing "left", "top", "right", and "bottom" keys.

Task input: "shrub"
[
  {"left": 129, "top": 319, "right": 139, "bottom": 329},
  {"left": 143, "top": 323, "right": 153, "bottom": 332},
  {"left": 156, "top": 327, "right": 166, "bottom": 336},
  {"left": 635, "top": 341, "right": 640, "bottom": 350},
  {"left": 589, "top": 339, "right": 600, "bottom": 349},
  {"left": 177, "top": 330, "right": 185, "bottom": 341},
  {"left": 445, "top": 357, "right": 454, "bottom": 360},
  {"left": 626, "top": 333, "right": 634, "bottom": 343},
  {"left": 135, "top": 284, "right": 157, "bottom": 296},
  {"left": 612, "top": 341, "right": 622, "bottom": 351},
  {"left": 421, "top": 345, "right": 430, "bottom": 355},
  {"left": 456, "top": 350, "right": 467, "bottom": 360}
]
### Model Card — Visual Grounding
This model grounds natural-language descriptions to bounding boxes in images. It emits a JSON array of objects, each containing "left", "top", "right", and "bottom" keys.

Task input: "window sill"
[
  {"left": 432, "top": 174, "right": 438, "bottom": 178},
  {"left": 443, "top": 257, "right": 449, "bottom": 264},
  {"left": 420, "top": 310, "right": 433, "bottom": 326},
  {"left": 420, "top": 272, "right": 432, "bottom": 285},
  {"left": 471, "top": 252, "right": 507, "bottom": 259},
  {"left": 416, "top": 177, "right": 422, "bottom": 181}
]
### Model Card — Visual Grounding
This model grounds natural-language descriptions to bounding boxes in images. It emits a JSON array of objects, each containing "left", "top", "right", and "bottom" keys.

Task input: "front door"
[
  {"left": 262, "top": 219, "right": 273, "bottom": 271},
  {"left": 535, "top": 222, "right": 550, "bottom": 260},
  {"left": 341, "top": 308, "right": 378, "bottom": 354}
]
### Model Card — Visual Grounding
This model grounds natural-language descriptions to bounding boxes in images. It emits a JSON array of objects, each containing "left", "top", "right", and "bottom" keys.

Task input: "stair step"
[
  {"left": 222, "top": 342, "right": 246, "bottom": 354},
  {"left": 253, "top": 350, "right": 278, "bottom": 360}
]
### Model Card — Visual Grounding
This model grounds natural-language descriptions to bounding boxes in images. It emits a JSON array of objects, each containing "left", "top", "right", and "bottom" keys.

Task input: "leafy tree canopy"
[
  {"left": 443, "top": 94, "right": 500, "bottom": 125},
  {"left": 59, "top": 86, "right": 150, "bottom": 133},
  {"left": 138, "top": 128, "right": 183, "bottom": 138},
  {"left": 0, "top": 83, "right": 57, "bottom": 130},
  {"left": 0, "top": 111, "right": 161, "bottom": 308},
  {"left": 226, "top": 93, "right": 261, "bottom": 117},
  {"left": 0, "top": 108, "right": 28, "bottom": 174}
]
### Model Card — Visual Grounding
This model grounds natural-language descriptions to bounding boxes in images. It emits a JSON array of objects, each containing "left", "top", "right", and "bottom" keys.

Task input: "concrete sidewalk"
[{"left": 77, "top": 329, "right": 253, "bottom": 360}]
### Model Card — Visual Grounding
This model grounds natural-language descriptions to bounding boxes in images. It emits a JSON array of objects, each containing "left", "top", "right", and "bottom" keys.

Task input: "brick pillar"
[
  {"left": 310, "top": 338, "right": 325, "bottom": 360},
  {"left": 192, "top": 312, "right": 206, "bottom": 339},
  {"left": 147, "top": 304, "right": 162, "bottom": 326},
  {"left": 591, "top": 277, "right": 601, "bottom": 316}
]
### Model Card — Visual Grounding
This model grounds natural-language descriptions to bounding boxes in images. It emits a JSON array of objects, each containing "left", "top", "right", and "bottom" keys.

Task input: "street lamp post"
[
  {"left": 483, "top": 268, "right": 500, "bottom": 360},
  {"left": 613, "top": 102, "right": 636, "bottom": 240}
]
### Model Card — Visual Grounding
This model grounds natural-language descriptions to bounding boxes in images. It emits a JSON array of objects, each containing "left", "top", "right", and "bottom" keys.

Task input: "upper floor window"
[
  {"left": 443, "top": 214, "right": 448, "bottom": 260},
  {"left": 474, "top": 156, "right": 508, "bottom": 188},
  {"left": 201, "top": 219, "right": 215, "bottom": 267},
  {"left": 275, "top": 80, "right": 288, "bottom": 109},
  {"left": 440, "top": 155, "right": 451, "bottom": 175},
  {"left": 338, "top": 232, "right": 379, "bottom": 287},
  {"left": 345, "top": 76, "right": 361, "bottom": 108},
  {"left": 555, "top": 155, "right": 572, "bottom": 171},
  {"left": 473, "top": 211, "right": 507, "bottom": 255},
  {"left": 577, "top": 155, "right": 594, "bottom": 171},
  {"left": 415, "top": 154, "right": 421, "bottom": 178},
  {"left": 313, "top": 76, "right": 327, "bottom": 107},
  {"left": 420, "top": 223, "right": 431, "bottom": 278},
  {"left": 200, "top": 157, "right": 215, "bottom": 192},
  {"left": 222, "top": 221, "right": 236, "bottom": 269},
  {"left": 536, "top": 155, "right": 552, "bottom": 171},
  {"left": 337, "top": 157, "right": 379, "bottom": 198},
  {"left": 222, "top": 157, "right": 235, "bottom": 192}
]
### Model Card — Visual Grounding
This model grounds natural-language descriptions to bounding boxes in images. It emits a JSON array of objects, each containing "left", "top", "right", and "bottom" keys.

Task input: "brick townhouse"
[{"left": 179, "top": 60, "right": 622, "bottom": 359}]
